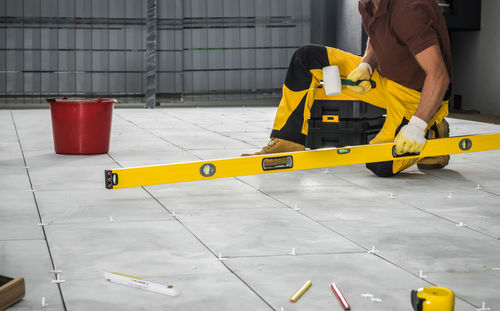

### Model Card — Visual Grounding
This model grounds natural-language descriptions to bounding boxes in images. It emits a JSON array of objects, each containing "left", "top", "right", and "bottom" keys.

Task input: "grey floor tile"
[
  {"left": 321, "top": 212, "right": 500, "bottom": 275},
  {"left": 147, "top": 178, "right": 283, "bottom": 212},
  {"left": 0, "top": 133, "right": 21, "bottom": 145},
  {"left": 0, "top": 190, "right": 41, "bottom": 242},
  {"left": 238, "top": 169, "right": 356, "bottom": 190},
  {"left": 0, "top": 240, "right": 64, "bottom": 310},
  {"left": 221, "top": 130, "right": 272, "bottom": 146},
  {"left": 180, "top": 148, "right": 251, "bottom": 160},
  {"left": 0, "top": 217, "right": 44, "bottom": 241},
  {"left": 485, "top": 186, "right": 500, "bottom": 196},
  {"left": 396, "top": 188, "right": 500, "bottom": 238},
  {"left": 0, "top": 190, "right": 38, "bottom": 218},
  {"left": 0, "top": 167, "right": 31, "bottom": 191},
  {"left": 175, "top": 208, "right": 364, "bottom": 257},
  {"left": 110, "top": 124, "right": 156, "bottom": 136},
  {"left": 152, "top": 131, "right": 252, "bottom": 150},
  {"left": 60, "top": 273, "right": 271, "bottom": 311},
  {"left": 426, "top": 153, "right": 500, "bottom": 188},
  {"left": 225, "top": 253, "right": 476, "bottom": 311},
  {"left": 17, "top": 137, "right": 55, "bottom": 153},
  {"left": 332, "top": 165, "right": 474, "bottom": 193},
  {"left": 193, "top": 121, "right": 269, "bottom": 133},
  {"left": 115, "top": 110, "right": 199, "bottom": 131},
  {"left": 109, "top": 134, "right": 171, "bottom": 146},
  {"left": 2, "top": 107, "right": 499, "bottom": 310},
  {"left": 260, "top": 184, "right": 402, "bottom": 222},
  {"left": 109, "top": 147, "right": 198, "bottom": 167},
  {"left": 35, "top": 188, "right": 172, "bottom": 224},
  {"left": 11, "top": 110, "right": 54, "bottom": 152},
  {"left": 0, "top": 143, "right": 25, "bottom": 167},
  {"left": 23, "top": 150, "right": 115, "bottom": 169},
  {"left": 44, "top": 221, "right": 227, "bottom": 280},
  {"left": 0, "top": 110, "right": 14, "bottom": 124},
  {"left": 427, "top": 269, "right": 500, "bottom": 310},
  {"left": 28, "top": 165, "right": 111, "bottom": 191}
]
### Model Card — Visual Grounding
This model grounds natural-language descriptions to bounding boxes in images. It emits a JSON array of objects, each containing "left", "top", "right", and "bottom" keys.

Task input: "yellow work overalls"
[{"left": 271, "top": 45, "right": 449, "bottom": 176}]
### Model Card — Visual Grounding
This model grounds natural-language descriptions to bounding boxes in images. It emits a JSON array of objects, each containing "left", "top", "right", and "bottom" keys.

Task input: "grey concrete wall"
[
  {"left": 334, "top": 0, "right": 363, "bottom": 55},
  {"left": 450, "top": 0, "right": 500, "bottom": 115},
  {"left": 310, "top": 0, "right": 336, "bottom": 46},
  {"left": 310, "top": 0, "right": 363, "bottom": 54}
]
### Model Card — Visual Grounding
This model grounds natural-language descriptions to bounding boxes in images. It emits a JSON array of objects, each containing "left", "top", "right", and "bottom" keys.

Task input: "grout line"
[
  {"left": 115, "top": 110, "right": 263, "bottom": 163},
  {"left": 477, "top": 188, "right": 500, "bottom": 198},
  {"left": 395, "top": 199, "right": 498, "bottom": 239},
  {"left": 144, "top": 185, "right": 276, "bottom": 311},
  {"left": 333, "top": 171, "right": 500, "bottom": 240},
  {"left": 106, "top": 140, "right": 276, "bottom": 311},
  {"left": 111, "top": 108, "right": 494, "bottom": 309},
  {"left": 0, "top": 238, "right": 49, "bottom": 242},
  {"left": 30, "top": 218, "right": 177, "bottom": 227},
  {"left": 235, "top": 176, "right": 482, "bottom": 309},
  {"left": 157, "top": 109, "right": 262, "bottom": 148},
  {"left": 419, "top": 168, "right": 500, "bottom": 199},
  {"left": 222, "top": 251, "right": 368, "bottom": 259},
  {"left": 10, "top": 111, "right": 68, "bottom": 311},
  {"left": 235, "top": 177, "right": 370, "bottom": 251},
  {"left": 363, "top": 253, "right": 479, "bottom": 308},
  {"left": 114, "top": 112, "right": 192, "bottom": 153}
]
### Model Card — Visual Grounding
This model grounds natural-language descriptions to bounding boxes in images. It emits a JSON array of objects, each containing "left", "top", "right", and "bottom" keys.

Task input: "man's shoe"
[
  {"left": 241, "top": 138, "right": 305, "bottom": 168},
  {"left": 417, "top": 119, "right": 450, "bottom": 170},
  {"left": 241, "top": 138, "right": 305, "bottom": 156}
]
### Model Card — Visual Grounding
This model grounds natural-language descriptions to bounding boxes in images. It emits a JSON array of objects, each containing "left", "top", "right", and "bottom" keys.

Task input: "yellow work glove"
[
  {"left": 346, "top": 62, "right": 373, "bottom": 94},
  {"left": 394, "top": 116, "right": 428, "bottom": 155}
]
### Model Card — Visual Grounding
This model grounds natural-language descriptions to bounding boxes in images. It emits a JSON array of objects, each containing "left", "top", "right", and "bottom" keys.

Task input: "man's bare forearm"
[
  {"left": 413, "top": 45, "right": 450, "bottom": 123},
  {"left": 361, "top": 38, "right": 378, "bottom": 69},
  {"left": 414, "top": 71, "right": 449, "bottom": 122}
]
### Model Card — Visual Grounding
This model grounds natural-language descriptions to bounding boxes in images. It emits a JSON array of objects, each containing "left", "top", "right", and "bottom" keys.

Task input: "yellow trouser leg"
[
  {"left": 272, "top": 45, "right": 449, "bottom": 176},
  {"left": 271, "top": 45, "right": 388, "bottom": 145},
  {"left": 320, "top": 48, "right": 449, "bottom": 175}
]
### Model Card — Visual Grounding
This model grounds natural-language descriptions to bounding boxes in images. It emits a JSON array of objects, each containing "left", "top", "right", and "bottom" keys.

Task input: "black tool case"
[{"left": 306, "top": 100, "right": 386, "bottom": 149}]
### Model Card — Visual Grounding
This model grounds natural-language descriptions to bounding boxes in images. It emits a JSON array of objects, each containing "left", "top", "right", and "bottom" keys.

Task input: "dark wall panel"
[{"left": 1, "top": 0, "right": 311, "bottom": 104}]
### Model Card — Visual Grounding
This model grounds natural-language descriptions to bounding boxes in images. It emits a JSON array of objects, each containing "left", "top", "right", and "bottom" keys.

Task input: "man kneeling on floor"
[{"left": 243, "top": 0, "right": 452, "bottom": 177}]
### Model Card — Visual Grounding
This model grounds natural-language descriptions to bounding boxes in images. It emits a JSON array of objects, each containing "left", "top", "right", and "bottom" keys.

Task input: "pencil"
[
  {"left": 331, "top": 282, "right": 351, "bottom": 310},
  {"left": 289, "top": 280, "right": 312, "bottom": 303}
]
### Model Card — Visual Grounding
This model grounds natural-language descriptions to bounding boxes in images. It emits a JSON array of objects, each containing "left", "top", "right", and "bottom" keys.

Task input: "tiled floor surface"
[{"left": 1, "top": 107, "right": 499, "bottom": 311}]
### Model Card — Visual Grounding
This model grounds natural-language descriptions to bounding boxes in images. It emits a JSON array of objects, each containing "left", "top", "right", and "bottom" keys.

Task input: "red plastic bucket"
[{"left": 48, "top": 97, "right": 116, "bottom": 154}]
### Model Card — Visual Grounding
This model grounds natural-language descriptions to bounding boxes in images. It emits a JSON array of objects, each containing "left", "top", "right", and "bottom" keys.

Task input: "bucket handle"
[{"left": 46, "top": 96, "right": 68, "bottom": 103}]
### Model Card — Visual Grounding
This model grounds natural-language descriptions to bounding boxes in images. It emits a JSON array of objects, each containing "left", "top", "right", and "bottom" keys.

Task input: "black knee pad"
[
  {"left": 293, "top": 44, "right": 326, "bottom": 60},
  {"left": 366, "top": 161, "right": 397, "bottom": 177},
  {"left": 286, "top": 45, "right": 329, "bottom": 91}
]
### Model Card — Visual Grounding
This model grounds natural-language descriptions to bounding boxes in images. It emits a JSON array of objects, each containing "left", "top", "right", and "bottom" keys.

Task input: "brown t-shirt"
[{"left": 359, "top": 0, "right": 452, "bottom": 91}]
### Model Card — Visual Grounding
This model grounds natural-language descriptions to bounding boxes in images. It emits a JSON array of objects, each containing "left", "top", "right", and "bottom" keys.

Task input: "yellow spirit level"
[{"left": 105, "top": 133, "right": 500, "bottom": 189}]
